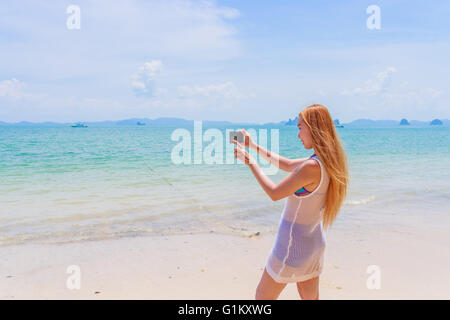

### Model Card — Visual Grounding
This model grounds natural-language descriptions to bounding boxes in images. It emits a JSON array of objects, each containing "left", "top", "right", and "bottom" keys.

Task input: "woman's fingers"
[
  {"left": 233, "top": 140, "right": 243, "bottom": 149},
  {"left": 233, "top": 139, "right": 255, "bottom": 165},
  {"left": 238, "top": 129, "right": 253, "bottom": 148},
  {"left": 233, "top": 142, "right": 245, "bottom": 160}
]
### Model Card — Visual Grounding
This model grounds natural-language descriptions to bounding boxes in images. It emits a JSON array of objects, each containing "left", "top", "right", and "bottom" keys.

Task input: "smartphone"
[{"left": 229, "top": 131, "right": 244, "bottom": 144}]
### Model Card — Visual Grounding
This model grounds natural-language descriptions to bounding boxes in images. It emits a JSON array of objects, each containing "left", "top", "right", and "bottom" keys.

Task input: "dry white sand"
[{"left": 1, "top": 224, "right": 449, "bottom": 299}]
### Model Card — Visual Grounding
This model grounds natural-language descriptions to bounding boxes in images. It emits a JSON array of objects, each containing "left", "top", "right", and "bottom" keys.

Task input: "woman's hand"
[
  {"left": 237, "top": 129, "right": 257, "bottom": 149},
  {"left": 233, "top": 140, "right": 256, "bottom": 166}
]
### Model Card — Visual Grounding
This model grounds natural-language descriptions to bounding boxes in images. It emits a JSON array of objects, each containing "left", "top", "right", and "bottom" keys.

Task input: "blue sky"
[{"left": 0, "top": 0, "right": 449, "bottom": 123}]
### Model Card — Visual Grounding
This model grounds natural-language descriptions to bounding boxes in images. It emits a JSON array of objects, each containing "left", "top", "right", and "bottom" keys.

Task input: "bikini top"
[
  {"left": 293, "top": 153, "right": 317, "bottom": 196},
  {"left": 294, "top": 186, "right": 312, "bottom": 196}
]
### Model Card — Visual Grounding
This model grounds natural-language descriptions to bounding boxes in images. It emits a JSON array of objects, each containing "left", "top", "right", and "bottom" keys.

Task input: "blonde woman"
[{"left": 233, "top": 104, "right": 348, "bottom": 300}]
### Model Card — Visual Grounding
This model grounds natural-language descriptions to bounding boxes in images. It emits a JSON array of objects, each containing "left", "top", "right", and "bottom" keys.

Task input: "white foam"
[{"left": 344, "top": 195, "right": 375, "bottom": 205}]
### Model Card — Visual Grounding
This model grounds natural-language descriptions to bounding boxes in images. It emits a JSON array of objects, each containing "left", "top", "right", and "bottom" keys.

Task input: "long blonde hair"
[{"left": 299, "top": 104, "right": 349, "bottom": 229}]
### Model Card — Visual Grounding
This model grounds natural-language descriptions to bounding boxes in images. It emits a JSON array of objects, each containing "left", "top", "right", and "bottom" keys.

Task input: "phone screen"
[{"left": 229, "top": 131, "right": 244, "bottom": 144}]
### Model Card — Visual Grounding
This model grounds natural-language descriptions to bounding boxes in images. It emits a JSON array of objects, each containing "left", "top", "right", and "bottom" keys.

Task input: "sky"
[{"left": 0, "top": 0, "right": 449, "bottom": 123}]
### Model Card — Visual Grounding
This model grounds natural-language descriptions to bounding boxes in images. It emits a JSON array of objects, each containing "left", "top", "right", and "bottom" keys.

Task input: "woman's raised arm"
[
  {"left": 252, "top": 144, "right": 308, "bottom": 172},
  {"left": 238, "top": 129, "right": 308, "bottom": 172}
]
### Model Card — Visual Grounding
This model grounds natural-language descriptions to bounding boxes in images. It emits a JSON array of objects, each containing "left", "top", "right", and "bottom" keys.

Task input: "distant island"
[
  {"left": 399, "top": 119, "right": 410, "bottom": 125},
  {"left": 430, "top": 119, "right": 443, "bottom": 125},
  {"left": 285, "top": 117, "right": 298, "bottom": 125},
  {"left": 0, "top": 117, "right": 448, "bottom": 127},
  {"left": 399, "top": 118, "right": 445, "bottom": 126},
  {"left": 0, "top": 118, "right": 280, "bottom": 127},
  {"left": 284, "top": 117, "right": 449, "bottom": 127},
  {"left": 333, "top": 118, "right": 449, "bottom": 127}
]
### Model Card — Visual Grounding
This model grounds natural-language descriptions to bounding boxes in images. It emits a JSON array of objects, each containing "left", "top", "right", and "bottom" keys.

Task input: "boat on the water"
[
  {"left": 137, "top": 121, "right": 146, "bottom": 126},
  {"left": 333, "top": 119, "right": 344, "bottom": 128},
  {"left": 71, "top": 122, "right": 88, "bottom": 128}
]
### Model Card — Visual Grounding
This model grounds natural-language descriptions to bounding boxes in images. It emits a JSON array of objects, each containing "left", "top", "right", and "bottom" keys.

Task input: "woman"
[{"left": 233, "top": 104, "right": 348, "bottom": 300}]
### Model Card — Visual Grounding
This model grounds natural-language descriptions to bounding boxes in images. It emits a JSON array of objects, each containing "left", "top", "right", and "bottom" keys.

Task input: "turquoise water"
[{"left": 0, "top": 125, "right": 449, "bottom": 246}]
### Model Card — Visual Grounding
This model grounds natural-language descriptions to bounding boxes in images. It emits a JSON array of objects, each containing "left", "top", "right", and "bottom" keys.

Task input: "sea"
[{"left": 0, "top": 124, "right": 449, "bottom": 246}]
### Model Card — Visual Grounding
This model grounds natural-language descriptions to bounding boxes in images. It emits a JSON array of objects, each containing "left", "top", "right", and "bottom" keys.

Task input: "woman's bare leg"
[
  {"left": 255, "top": 267, "right": 287, "bottom": 300},
  {"left": 296, "top": 276, "right": 319, "bottom": 300}
]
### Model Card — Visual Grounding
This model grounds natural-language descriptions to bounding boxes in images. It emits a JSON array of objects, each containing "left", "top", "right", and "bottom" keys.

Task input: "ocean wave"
[{"left": 344, "top": 195, "right": 375, "bottom": 205}]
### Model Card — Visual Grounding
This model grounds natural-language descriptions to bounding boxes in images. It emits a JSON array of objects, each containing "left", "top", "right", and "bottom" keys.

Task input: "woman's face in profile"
[{"left": 297, "top": 117, "right": 313, "bottom": 150}]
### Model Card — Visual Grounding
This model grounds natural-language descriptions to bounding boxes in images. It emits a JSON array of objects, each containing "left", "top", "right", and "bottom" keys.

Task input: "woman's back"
[{"left": 284, "top": 154, "right": 330, "bottom": 225}]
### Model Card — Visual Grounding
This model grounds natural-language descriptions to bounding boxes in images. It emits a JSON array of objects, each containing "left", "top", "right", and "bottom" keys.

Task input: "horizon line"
[{"left": 0, "top": 117, "right": 448, "bottom": 125}]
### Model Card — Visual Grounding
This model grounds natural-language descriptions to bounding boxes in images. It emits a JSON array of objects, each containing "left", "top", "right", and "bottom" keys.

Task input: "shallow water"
[{"left": 0, "top": 125, "right": 449, "bottom": 246}]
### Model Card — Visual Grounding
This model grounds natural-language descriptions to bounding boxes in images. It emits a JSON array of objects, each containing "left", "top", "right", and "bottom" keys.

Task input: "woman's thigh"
[{"left": 255, "top": 267, "right": 288, "bottom": 300}]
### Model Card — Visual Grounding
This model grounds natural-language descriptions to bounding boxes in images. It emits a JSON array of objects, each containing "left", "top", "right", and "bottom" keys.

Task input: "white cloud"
[
  {"left": 0, "top": 0, "right": 242, "bottom": 84},
  {"left": 341, "top": 67, "right": 396, "bottom": 96},
  {"left": 177, "top": 81, "right": 245, "bottom": 99},
  {"left": 0, "top": 78, "right": 24, "bottom": 98},
  {"left": 171, "top": 81, "right": 255, "bottom": 111},
  {"left": 130, "top": 81, "right": 254, "bottom": 113},
  {"left": 130, "top": 60, "right": 163, "bottom": 97},
  {"left": 334, "top": 67, "right": 446, "bottom": 120},
  {"left": 425, "top": 88, "right": 441, "bottom": 99},
  {"left": 383, "top": 87, "right": 442, "bottom": 106}
]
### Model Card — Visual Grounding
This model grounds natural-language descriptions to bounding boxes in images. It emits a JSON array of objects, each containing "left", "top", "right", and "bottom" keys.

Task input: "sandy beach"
[{"left": 2, "top": 221, "right": 449, "bottom": 299}]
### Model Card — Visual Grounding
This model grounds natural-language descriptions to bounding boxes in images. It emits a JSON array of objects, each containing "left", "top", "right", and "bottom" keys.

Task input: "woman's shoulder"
[
  {"left": 304, "top": 158, "right": 321, "bottom": 175},
  {"left": 294, "top": 157, "right": 321, "bottom": 177}
]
